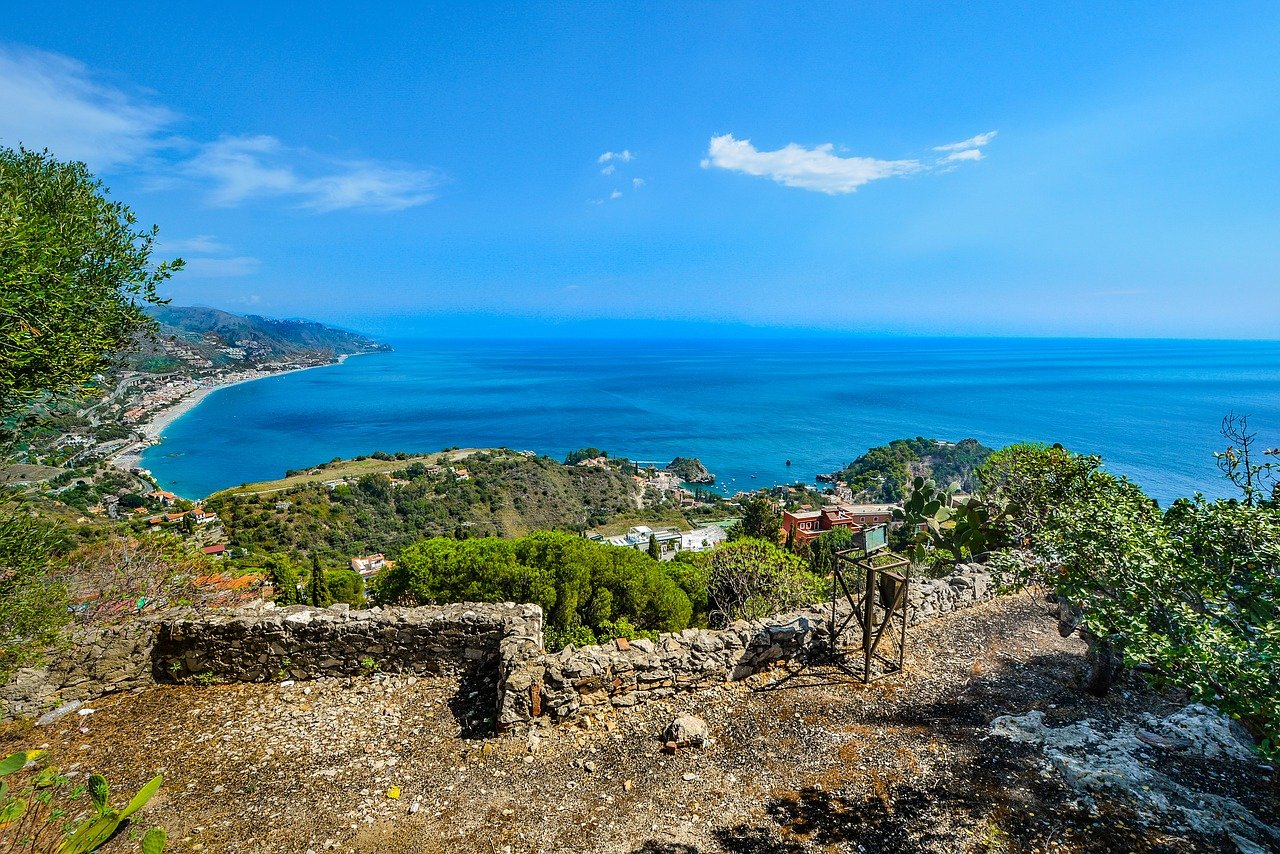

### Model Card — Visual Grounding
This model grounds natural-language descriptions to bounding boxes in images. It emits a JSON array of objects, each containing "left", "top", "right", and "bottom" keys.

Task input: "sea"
[{"left": 141, "top": 337, "right": 1280, "bottom": 506}]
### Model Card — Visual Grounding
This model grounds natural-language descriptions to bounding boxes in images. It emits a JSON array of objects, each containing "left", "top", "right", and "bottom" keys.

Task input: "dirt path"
[{"left": 4, "top": 594, "right": 1275, "bottom": 853}]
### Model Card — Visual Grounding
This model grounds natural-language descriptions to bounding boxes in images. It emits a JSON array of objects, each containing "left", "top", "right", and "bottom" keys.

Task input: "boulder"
[{"left": 664, "top": 714, "right": 709, "bottom": 748}]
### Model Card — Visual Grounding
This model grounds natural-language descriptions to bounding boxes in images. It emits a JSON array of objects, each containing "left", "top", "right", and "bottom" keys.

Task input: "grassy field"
[{"left": 210, "top": 449, "right": 482, "bottom": 497}]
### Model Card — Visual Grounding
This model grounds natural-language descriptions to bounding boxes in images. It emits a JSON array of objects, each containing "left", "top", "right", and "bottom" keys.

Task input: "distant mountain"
[{"left": 126, "top": 305, "right": 390, "bottom": 371}]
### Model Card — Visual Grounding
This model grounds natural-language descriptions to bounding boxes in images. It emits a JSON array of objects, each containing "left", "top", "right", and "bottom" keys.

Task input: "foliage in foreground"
[
  {"left": 0, "top": 497, "right": 68, "bottom": 680},
  {"left": 0, "top": 750, "right": 165, "bottom": 853},
  {"left": 0, "top": 145, "right": 181, "bottom": 412},
  {"left": 982, "top": 442, "right": 1280, "bottom": 758}
]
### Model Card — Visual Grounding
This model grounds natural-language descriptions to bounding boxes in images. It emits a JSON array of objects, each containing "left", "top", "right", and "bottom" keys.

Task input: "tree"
[
  {"left": 647, "top": 533, "right": 660, "bottom": 560},
  {"left": 0, "top": 146, "right": 182, "bottom": 410},
  {"left": 730, "top": 494, "right": 781, "bottom": 542},
  {"left": 700, "top": 539, "right": 822, "bottom": 626},
  {"left": 264, "top": 554, "right": 300, "bottom": 606},
  {"left": 307, "top": 554, "right": 331, "bottom": 607},
  {"left": 1214, "top": 412, "right": 1279, "bottom": 506}
]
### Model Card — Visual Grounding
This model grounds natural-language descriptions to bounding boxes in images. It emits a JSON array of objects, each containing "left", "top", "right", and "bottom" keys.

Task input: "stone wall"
[
  {"left": 155, "top": 602, "right": 542, "bottom": 682},
  {"left": 0, "top": 619, "right": 164, "bottom": 721},
  {"left": 2, "top": 602, "right": 541, "bottom": 722},
  {"left": 4, "top": 564, "right": 993, "bottom": 729},
  {"left": 498, "top": 563, "right": 994, "bottom": 726}
]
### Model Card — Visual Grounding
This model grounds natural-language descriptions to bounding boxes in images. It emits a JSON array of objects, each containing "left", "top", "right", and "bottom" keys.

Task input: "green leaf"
[
  {"left": 141, "top": 827, "right": 167, "bottom": 854},
  {"left": 0, "top": 796, "right": 27, "bottom": 823},
  {"left": 119, "top": 774, "right": 163, "bottom": 820},
  {"left": 88, "top": 773, "right": 109, "bottom": 814},
  {"left": 0, "top": 750, "right": 43, "bottom": 776}
]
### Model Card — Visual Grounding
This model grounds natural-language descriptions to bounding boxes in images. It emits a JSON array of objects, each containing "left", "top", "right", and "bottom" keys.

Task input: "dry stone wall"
[
  {"left": 498, "top": 563, "right": 995, "bottom": 726},
  {"left": 4, "top": 564, "right": 994, "bottom": 729},
  {"left": 155, "top": 602, "right": 542, "bottom": 682},
  {"left": 1, "top": 602, "right": 541, "bottom": 722}
]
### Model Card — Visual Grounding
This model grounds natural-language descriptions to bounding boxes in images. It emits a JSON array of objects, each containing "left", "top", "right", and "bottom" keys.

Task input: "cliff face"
[{"left": 666, "top": 456, "right": 714, "bottom": 484}]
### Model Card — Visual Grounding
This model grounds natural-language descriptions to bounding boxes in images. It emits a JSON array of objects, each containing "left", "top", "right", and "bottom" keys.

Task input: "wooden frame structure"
[{"left": 828, "top": 525, "right": 911, "bottom": 682}]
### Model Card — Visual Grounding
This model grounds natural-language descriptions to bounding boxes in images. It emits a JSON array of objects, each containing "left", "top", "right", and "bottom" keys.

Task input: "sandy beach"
[{"left": 111, "top": 355, "right": 358, "bottom": 471}]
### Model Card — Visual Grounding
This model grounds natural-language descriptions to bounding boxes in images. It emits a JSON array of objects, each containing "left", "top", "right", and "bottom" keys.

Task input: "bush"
[
  {"left": 696, "top": 538, "right": 824, "bottom": 626},
  {"left": 374, "top": 531, "right": 692, "bottom": 646},
  {"left": 985, "top": 442, "right": 1280, "bottom": 759}
]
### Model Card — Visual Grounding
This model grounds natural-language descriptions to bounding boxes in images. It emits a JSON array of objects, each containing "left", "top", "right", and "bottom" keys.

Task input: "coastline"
[{"left": 112, "top": 354, "right": 361, "bottom": 473}]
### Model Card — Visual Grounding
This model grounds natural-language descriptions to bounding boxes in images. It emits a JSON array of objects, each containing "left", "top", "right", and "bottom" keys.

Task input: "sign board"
[{"left": 856, "top": 523, "right": 889, "bottom": 555}]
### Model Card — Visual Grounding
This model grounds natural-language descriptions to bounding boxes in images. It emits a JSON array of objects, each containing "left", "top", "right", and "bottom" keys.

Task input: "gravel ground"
[{"left": 3, "top": 593, "right": 1276, "bottom": 853}]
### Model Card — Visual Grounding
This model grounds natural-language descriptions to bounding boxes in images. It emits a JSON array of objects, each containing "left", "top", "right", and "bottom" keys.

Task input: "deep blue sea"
[{"left": 141, "top": 337, "right": 1280, "bottom": 505}]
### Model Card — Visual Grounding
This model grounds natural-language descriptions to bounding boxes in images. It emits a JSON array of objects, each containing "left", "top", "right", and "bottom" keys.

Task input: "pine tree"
[
  {"left": 308, "top": 554, "right": 331, "bottom": 606},
  {"left": 647, "top": 533, "right": 660, "bottom": 560}
]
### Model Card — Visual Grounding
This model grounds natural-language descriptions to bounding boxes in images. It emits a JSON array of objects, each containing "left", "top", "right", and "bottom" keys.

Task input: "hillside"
[
  {"left": 204, "top": 448, "right": 645, "bottom": 559},
  {"left": 128, "top": 305, "right": 390, "bottom": 372},
  {"left": 827, "top": 437, "right": 993, "bottom": 502}
]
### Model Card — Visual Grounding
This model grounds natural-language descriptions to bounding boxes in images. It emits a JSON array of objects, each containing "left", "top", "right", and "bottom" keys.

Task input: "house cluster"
[
  {"left": 588, "top": 523, "right": 729, "bottom": 561},
  {"left": 780, "top": 502, "right": 897, "bottom": 546}
]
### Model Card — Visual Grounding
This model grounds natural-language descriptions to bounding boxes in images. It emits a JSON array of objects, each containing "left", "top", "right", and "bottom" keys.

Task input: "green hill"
[
  {"left": 204, "top": 448, "right": 644, "bottom": 560},
  {"left": 129, "top": 305, "right": 390, "bottom": 371},
  {"left": 827, "top": 437, "right": 994, "bottom": 502}
]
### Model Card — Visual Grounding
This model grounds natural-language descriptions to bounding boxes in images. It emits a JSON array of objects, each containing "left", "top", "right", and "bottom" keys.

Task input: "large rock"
[{"left": 664, "top": 715, "right": 709, "bottom": 748}]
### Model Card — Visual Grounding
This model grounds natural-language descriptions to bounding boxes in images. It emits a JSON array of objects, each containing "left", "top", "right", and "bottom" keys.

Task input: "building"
[
  {"left": 680, "top": 525, "right": 729, "bottom": 553},
  {"left": 598, "top": 525, "right": 684, "bottom": 559},
  {"left": 148, "top": 489, "right": 178, "bottom": 506},
  {"left": 201, "top": 544, "right": 227, "bottom": 558},
  {"left": 782, "top": 503, "right": 897, "bottom": 546},
  {"left": 190, "top": 507, "right": 219, "bottom": 525},
  {"left": 351, "top": 553, "right": 391, "bottom": 577}
]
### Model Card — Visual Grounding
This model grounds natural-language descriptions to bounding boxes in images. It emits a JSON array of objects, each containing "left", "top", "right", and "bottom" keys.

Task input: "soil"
[{"left": 3, "top": 594, "right": 1276, "bottom": 853}]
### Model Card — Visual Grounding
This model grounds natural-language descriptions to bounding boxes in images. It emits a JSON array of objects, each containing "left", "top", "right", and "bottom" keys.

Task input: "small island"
[{"left": 666, "top": 456, "right": 715, "bottom": 484}]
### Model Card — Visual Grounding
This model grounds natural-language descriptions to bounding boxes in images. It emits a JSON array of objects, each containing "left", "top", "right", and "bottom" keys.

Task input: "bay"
[{"left": 140, "top": 337, "right": 1280, "bottom": 506}]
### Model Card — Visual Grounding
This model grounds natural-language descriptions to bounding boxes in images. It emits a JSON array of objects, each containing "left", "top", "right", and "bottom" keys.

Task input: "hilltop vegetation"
[
  {"left": 129, "top": 304, "right": 389, "bottom": 373},
  {"left": 206, "top": 448, "right": 644, "bottom": 560},
  {"left": 830, "top": 436, "right": 993, "bottom": 502}
]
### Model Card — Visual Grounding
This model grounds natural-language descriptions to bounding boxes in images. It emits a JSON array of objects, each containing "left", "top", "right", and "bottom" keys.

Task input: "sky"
[{"left": 3, "top": 3, "right": 1279, "bottom": 338}]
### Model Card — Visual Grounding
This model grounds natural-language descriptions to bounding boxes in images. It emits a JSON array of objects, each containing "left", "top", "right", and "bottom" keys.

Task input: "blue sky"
[{"left": 3, "top": 3, "right": 1279, "bottom": 338}]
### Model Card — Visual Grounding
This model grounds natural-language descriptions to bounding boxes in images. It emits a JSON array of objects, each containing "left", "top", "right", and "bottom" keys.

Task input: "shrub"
[{"left": 697, "top": 538, "right": 824, "bottom": 626}]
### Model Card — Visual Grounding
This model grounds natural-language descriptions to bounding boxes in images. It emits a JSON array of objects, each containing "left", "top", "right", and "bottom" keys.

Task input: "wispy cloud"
[
  {"left": 591, "top": 148, "right": 643, "bottom": 203},
  {"left": 157, "top": 235, "right": 229, "bottom": 254},
  {"left": 181, "top": 256, "right": 262, "bottom": 277},
  {"left": 934, "top": 131, "right": 998, "bottom": 152},
  {"left": 0, "top": 44, "right": 442, "bottom": 212},
  {"left": 159, "top": 234, "right": 258, "bottom": 277},
  {"left": 0, "top": 45, "right": 176, "bottom": 169},
  {"left": 597, "top": 149, "right": 634, "bottom": 164},
  {"left": 701, "top": 130, "right": 997, "bottom": 194},
  {"left": 185, "top": 135, "right": 440, "bottom": 211}
]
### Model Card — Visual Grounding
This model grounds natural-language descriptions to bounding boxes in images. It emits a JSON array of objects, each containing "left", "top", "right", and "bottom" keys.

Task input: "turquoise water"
[{"left": 141, "top": 337, "right": 1280, "bottom": 505}]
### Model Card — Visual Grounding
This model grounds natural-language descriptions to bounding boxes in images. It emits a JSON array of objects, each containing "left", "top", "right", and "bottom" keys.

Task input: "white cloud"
[
  {"left": 597, "top": 149, "right": 634, "bottom": 164},
  {"left": 0, "top": 45, "right": 176, "bottom": 169},
  {"left": 184, "top": 134, "right": 441, "bottom": 211},
  {"left": 702, "top": 130, "right": 996, "bottom": 194},
  {"left": 610, "top": 190, "right": 623, "bottom": 200},
  {"left": 0, "top": 44, "right": 442, "bottom": 212},
  {"left": 600, "top": 164, "right": 616, "bottom": 175},
  {"left": 934, "top": 131, "right": 998, "bottom": 152},
  {"left": 181, "top": 256, "right": 261, "bottom": 277},
  {"left": 158, "top": 235, "right": 229, "bottom": 254},
  {"left": 701, "top": 134, "right": 920, "bottom": 194},
  {"left": 632, "top": 177, "right": 645, "bottom": 188}
]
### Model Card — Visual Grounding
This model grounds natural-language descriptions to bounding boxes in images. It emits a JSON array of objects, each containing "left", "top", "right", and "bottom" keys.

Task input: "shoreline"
[{"left": 111, "top": 353, "right": 364, "bottom": 473}]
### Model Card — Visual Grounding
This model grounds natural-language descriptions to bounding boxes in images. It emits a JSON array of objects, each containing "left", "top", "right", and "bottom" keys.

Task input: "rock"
[
  {"left": 664, "top": 715, "right": 709, "bottom": 748},
  {"left": 36, "top": 700, "right": 82, "bottom": 726}
]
